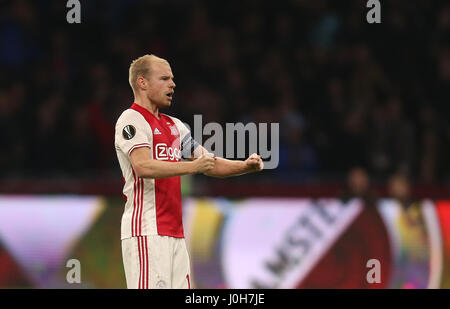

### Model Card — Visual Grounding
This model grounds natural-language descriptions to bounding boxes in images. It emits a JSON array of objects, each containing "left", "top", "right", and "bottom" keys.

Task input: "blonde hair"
[{"left": 128, "top": 54, "right": 168, "bottom": 94}]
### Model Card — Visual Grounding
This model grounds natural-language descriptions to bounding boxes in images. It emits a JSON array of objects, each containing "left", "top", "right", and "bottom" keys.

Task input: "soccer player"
[{"left": 115, "top": 54, "right": 264, "bottom": 289}]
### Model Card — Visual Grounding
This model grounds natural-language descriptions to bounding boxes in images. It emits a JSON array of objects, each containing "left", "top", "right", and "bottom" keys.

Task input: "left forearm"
[{"left": 204, "top": 157, "right": 249, "bottom": 178}]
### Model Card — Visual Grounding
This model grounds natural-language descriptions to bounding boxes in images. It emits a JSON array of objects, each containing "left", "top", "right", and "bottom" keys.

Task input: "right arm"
[{"left": 130, "top": 147, "right": 215, "bottom": 179}]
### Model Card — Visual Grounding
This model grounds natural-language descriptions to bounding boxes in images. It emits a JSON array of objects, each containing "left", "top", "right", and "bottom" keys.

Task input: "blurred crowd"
[{"left": 0, "top": 0, "right": 449, "bottom": 184}]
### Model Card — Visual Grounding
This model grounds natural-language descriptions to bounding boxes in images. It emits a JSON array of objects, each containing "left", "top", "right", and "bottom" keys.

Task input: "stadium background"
[{"left": 1, "top": 0, "right": 450, "bottom": 288}]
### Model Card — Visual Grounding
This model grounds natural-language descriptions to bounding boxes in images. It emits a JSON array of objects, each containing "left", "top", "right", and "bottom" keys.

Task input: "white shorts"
[{"left": 121, "top": 235, "right": 191, "bottom": 289}]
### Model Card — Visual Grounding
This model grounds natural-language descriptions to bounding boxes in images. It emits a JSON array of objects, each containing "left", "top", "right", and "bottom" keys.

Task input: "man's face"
[{"left": 145, "top": 61, "right": 176, "bottom": 108}]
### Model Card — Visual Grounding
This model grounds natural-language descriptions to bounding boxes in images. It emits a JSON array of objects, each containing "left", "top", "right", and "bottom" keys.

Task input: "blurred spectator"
[
  {"left": 0, "top": 0, "right": 40, "bottom": 70},
  {"left": 278, "top": 119, "right": 319, "bottom": 181},
  {"left": 388, "top": 173, "right": 426, "bottom": 233},
  {"left": 342, "top": 167, "right": 378, "bottom": 208},
  {"left": 388, "top": 173, "right": 413, "bottom": 208}
]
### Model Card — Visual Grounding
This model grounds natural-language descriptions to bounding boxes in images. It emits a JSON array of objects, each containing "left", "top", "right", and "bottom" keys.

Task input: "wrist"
[
  {"left": 187, "top": 161, "right": 197, "bottom": 174},
  {"left": 242, "top": 160, "right": 251, "bottom": 173}
]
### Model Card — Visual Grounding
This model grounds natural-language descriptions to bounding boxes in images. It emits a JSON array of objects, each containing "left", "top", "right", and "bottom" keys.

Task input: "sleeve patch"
[{"left": 122, "top": 125, "right": 136, "bottom": 140}]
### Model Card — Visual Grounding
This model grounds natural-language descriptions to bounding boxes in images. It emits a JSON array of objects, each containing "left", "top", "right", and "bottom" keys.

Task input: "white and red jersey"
[{"left": 115, "top": 103, "right": 199, "bottom": 240}]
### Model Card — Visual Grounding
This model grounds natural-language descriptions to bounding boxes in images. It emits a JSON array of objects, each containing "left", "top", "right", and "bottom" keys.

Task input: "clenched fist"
[
  {"left": 193, "top": 153, "right": 216, "bottom": 173},
  {"left": 245, "top": 153, "right": 264, "bottom": 172}
]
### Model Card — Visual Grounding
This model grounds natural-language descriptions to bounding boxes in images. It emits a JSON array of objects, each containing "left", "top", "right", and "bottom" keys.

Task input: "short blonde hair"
[{"left": 128, "top": 54, "right": 168, "bottom": 93}]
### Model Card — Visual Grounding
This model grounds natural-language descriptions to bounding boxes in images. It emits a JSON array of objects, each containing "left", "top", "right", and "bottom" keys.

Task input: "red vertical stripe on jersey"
[
  {"left": 122, "top": 177, "right": 127, "bottom": 202},
  {"left": 139, "top": 179, "right": 144, "bottom": 236},
  {"left": 134, "top": 179, "right": 139, "bottom": 237},
  {"left": 187, "top": 274, "right": 190, "bottom": 289},
  {"left": 131, "top": 170, "right": 137, "bottom": 237},
  {"left": 134, "top": 178, "right": 142, "bottom": 237}
]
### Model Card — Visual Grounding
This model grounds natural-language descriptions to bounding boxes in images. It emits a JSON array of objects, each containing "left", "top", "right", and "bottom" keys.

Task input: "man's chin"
[{"left": 157, "top": 100, "right": 172, "bottom": 109}]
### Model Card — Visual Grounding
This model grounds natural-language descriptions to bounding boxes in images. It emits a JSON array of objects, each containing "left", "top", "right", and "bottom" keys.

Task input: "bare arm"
[
  {"left": 130, "top": 147, "right": 215, "bottom": 179},
  {"left": 204, "top": 157, "right": 250, "bottom": 178},
  {"left": 191, "top": 146, "right": 264, "bottom": 178}
]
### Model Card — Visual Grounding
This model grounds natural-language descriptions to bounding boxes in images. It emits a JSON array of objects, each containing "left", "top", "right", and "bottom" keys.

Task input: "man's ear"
[{"left": 137, "top": 76, "right": 147, "bottom": 90}]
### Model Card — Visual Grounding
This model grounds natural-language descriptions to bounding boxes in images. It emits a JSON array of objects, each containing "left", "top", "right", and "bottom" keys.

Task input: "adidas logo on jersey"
[{"left": 154, "top": 128, "right": 162, "bottom": 135}]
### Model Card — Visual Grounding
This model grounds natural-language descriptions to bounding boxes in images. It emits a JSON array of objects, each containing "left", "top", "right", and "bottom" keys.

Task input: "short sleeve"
[
  {"left": 169, "top": 116, "right": 201, "bottom": 159},
  {"left": 115, "top": 110, "right": 152, "bottom": 157}
]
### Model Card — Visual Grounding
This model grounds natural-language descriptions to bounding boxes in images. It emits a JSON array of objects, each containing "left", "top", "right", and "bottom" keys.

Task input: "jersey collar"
[{"left": 130, "top": 102, "right": 161, "bottom": 121}]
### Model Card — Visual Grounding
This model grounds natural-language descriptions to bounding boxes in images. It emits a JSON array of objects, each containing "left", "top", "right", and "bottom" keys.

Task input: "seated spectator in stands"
[{"left": 341, "top": 167, "right": 378, "bottom": 208}]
